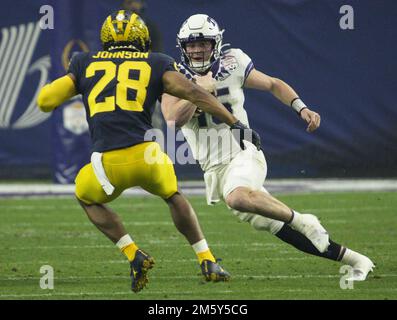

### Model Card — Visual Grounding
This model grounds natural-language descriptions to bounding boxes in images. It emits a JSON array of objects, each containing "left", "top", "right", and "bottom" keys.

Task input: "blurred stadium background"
[
  {"left": 0, "top": 0, "right": 396, "bottom": 300},
  {"left": 1, "top": 0, "right": 396, "bottom": 183}
]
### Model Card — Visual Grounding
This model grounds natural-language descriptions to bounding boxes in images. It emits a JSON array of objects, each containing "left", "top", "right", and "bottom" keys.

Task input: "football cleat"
[
  {"left": 201, "top": 259, "right": 231, "bottom": 282},
  {"left": 292, "top": 214, "right": 330, "bottom": 253},
  {"left": 346, "top": 255, "right": 375, "bottom": 282},
  {"left": 130, "top": 249, "right": 155, "bottom": 293}
]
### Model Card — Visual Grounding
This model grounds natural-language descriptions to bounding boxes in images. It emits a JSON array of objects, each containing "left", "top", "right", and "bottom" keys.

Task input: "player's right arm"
[
  {"left": 37, "top": 74, "right": 77, "bottom": 112},
  {"left": 38, "top": 52, "right": 85, "bottom": 113},
  {"left": 162, "top": 71, "right": 238, "bottom": 126}
]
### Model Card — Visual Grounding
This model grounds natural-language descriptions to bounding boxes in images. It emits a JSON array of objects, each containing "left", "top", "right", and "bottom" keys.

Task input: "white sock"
[
  {"left": 341, "top": 248, "right": 362, "bottom": 267},
  {"left": 116, "top": 234, "right": 134, "bottom": 250},
  {"left": 192, "top": 239, "right": 209, "bottom": 254}
]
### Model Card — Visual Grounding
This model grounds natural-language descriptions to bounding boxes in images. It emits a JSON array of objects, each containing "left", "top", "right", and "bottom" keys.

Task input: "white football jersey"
[{"left": 179, "top": 48, "right": 254, "bottom": 171}]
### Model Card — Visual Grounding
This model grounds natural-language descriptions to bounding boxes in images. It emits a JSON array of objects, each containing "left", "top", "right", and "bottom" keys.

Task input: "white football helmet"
[{"left": 177, "top": 14, "right": 224, "bottom": 73}]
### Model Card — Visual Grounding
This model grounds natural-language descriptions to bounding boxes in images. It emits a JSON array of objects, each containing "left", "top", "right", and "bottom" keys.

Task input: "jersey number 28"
[{"left": 86, "top": 61, "right": 151, "bottom": 117}]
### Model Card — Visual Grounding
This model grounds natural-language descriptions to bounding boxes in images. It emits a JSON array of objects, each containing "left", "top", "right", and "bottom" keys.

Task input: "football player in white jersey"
[{"left": 162, "top": 14, "right": 374, "bottom": 281}]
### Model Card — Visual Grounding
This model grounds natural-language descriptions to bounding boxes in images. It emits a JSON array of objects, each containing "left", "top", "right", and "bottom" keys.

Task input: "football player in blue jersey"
[{"left": 37, "top": 10, "right": 262, "bottom": 292}]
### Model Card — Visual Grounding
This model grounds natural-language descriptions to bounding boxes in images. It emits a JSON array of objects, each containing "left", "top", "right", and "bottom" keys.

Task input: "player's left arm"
[
  {"left": 37, "top": 73, "right": 77, "bottom": 112},
  {"left": 244, "top": 69, "right": 321, "bottom": 133}
]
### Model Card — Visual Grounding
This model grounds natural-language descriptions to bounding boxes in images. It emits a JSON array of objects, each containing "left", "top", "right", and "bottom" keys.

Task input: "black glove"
[{"left": 230, "top": 120, "right": 261, "bottom": 151}]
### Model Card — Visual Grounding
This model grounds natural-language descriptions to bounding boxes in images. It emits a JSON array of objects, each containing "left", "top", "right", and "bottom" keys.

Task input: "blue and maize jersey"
[{"left": 68, "top": 50, "right": 177, "bottom": 152}]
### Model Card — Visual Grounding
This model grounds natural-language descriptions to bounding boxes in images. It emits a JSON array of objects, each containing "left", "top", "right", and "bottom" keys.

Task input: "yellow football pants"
[{"left": 75, "top": 142, "right": 178, "bottom": 204}]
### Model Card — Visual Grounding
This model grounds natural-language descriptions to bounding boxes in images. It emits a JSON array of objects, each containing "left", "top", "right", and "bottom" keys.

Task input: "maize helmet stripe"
[
  {"left": 106, "top": 16, "right": 118, "bottom": 42},
  {"left": 124, "top": 13, "right": 138, "bottom": 41}
]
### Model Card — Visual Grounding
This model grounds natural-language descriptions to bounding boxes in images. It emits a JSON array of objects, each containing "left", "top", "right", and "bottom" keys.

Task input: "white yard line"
[{"left": 1, "top": 179, "right": 397, "bottom": 197}]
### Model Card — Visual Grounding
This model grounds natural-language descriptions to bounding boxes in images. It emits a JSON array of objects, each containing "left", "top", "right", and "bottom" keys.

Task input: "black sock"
[{"left": 275, "top": 224, "right": 345, "bottom": 261}]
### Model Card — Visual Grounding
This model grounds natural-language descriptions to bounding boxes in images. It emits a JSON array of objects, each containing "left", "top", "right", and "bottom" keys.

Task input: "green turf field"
[{"left": 0, "top": 192, "right": 396, "bottom": 300}]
